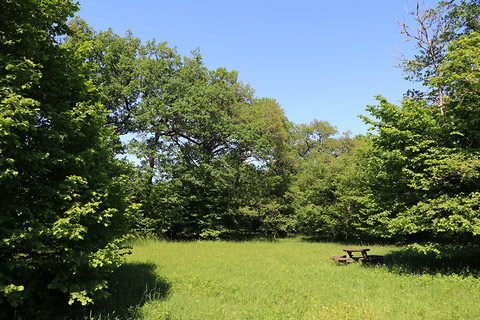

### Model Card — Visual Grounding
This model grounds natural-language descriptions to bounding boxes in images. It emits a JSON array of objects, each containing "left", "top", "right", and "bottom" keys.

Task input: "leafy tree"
[
  {"left": 131, "top": 51, "right": 295, "bottom": 239},
  {"left": 64, "top": 18, "right": 143, "bottom": 157},
  {"left": 361, "top": 0, "right": 480, "bottom": 245},
  {"left": 65, "top": 21, "right": 297, "bottom": 240},
  {"left": 290, "top": 121, "right": 368, "bottom": 240},
  {"left": 72, "top": 21, "right": 141, "bottom": 135},
  {"left": 0, "top": 0, "right": 132, "bottom": 316},
  {"left": 232, "top": 98, "right": 297, "bottom": 239},
  {"left": 291, "top": 120, "right": 339, "bottom": 160},
  {"left": 351, "top": 0, "right": 480, "bottom": 247},
  {"left": 432, "top": 31, "right": 480, "bottom": 148},
  {"left": 398, "top": 0, "right": 480, "bottom": 110},
  {"left": 362, "top": 93, "right": 480, "bottom": 245}
]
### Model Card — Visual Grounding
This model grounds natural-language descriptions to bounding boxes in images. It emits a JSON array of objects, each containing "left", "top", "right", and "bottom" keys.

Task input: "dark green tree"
[
  {"left": 361, "top": 93, "right": 480, "bottom": 245},
  {"left": 0, "top": 0, "right": 133, "bottom": 316},
  {"left": 432, "top": 31, "right": 480, "bottom": 148},
  {"left": 65, "top": 22, "right": 296, "bottom": 239},
  {"left": 130, "top": 49, "right": 295, "bottom": 239},
  {"left": 65, "top": 18, "right": 142, "bottom": 137},
  {"left": 290, "top": 120, "right": 369, "bottom": 240},
  {"left": 356, "top": 1, "right": 480, "bottom": 246}
]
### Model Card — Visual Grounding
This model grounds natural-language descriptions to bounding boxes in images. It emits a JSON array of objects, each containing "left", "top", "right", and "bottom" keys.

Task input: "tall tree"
[
  {"left": 0, "top": 0, "right": 132, "bottom": 316},
  {"left": 353, "top": 0, "right": 480, "bottom": 247},
  {"left": 65, "top": 18, "right": 142, "bottom": 136},
  {"left": 362, "top": 94, "right": 480, "bottom": 245},
  {"left": 397, "top": 0, "right": 480, "bottom": 112},
  {"left": 65, "top": 22, "right": 296, "bottom": 239},
  {"left": 130, "top": 49, "right": 295, "bottom": 239},
  {"left": 290, "top": 121, "right": 368, "bottom": 240},
  {"left": 431, "top": 30, "right": 480, "bottom": 148}
]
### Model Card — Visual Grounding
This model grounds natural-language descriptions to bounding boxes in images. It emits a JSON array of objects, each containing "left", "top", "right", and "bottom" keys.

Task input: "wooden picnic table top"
[
  {"left": 331, "top": 248, "right": 383, "bottom": 263},
  {"left": 331, "top": 248, "right": 382, "bottom": 264},
  {"left": 343, "top": 248, "right": 370, "bottom": 252}
]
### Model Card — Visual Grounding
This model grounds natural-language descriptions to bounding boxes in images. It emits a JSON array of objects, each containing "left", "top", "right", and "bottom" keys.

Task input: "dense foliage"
[
  {"left": 350, "top": 0, "right": 480, "bottom": 247},
  {"left": 61, "top": 0, "right": 480, "bottom": 247},
  {"left": 0, "top": 0, "right": 132, "bottom": 316},
  {"left": 65, "top": 21, "right": 297, "bottom": 240},
  {"left": 290, "top": 120, "right": 369, "bottom": 241}
]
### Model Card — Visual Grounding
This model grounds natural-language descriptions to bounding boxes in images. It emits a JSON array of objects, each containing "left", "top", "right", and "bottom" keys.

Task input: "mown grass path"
[{"left": 123, "top": 239, "right": 480, "bottom": 319}]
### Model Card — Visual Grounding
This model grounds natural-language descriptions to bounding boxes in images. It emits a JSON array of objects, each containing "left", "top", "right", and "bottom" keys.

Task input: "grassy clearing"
[{"left": 88, "top": 238, "right": 480, "bottom": 319}]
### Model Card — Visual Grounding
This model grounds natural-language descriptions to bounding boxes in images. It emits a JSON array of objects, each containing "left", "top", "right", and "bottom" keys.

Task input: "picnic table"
[{"left": 331, "top": 248, "right": 383, "bottom": 263}]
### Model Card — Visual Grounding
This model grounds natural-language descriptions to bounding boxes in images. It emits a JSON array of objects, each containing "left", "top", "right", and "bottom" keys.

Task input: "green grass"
[{"left": 89, "top": 238, "right": 480, "bottom": 319}]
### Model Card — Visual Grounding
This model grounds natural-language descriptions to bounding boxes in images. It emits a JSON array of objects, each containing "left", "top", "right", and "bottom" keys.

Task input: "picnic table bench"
[{"left": 331, "top": 248, "right": 383, "bottom": 263}]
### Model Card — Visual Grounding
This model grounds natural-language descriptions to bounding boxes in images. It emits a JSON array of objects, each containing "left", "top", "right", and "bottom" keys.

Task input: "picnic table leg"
[{"left": 345, "top": 251, "right": 355, "bottom": 263}]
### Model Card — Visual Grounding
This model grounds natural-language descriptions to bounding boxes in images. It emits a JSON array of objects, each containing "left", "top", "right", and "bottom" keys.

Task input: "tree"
[
  {"left": 290, "top": 121, "right": 368, "bottom": 240},
  {"left": 397, "top": 0, "right": 480, "bottom": 112},
  {"left": 67, "top": 19, "right": 142, "bottom": 136},
  {"left": 362, "top": 94, "right": 480, "bottom": 245},
  {"left": 130, "top": 49, "right": 296, "bottom": 239},
  {"left": 353, "top": 0, "right": 480, "bottom": 247},
  {"left": 65, "top": 22, "right": 298, "bottom": 240},
  {"left": 232, "top": 98, "right": 297, "bottom": 239},
  {"left": 0, "top": 0, "right": 132, "bottom": 316},
  {"left": 431, "top": 31, "right": 480, "bottom": 148},
  {"left": 291, "top": 120, "right": 338, "bottom": 160}
]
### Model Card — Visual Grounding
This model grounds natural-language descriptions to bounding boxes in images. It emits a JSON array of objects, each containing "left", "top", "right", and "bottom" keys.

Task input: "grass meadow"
[{"left": 86, "top": 238, "right": 480, "bottom": 319}]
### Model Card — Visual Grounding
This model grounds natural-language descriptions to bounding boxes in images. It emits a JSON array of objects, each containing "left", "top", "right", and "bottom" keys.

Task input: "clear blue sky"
[{"left": 76, "top": 0, "right": 439, "bottom": 136}]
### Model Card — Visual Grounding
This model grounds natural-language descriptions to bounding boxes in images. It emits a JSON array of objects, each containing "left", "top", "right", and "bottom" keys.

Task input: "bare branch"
[{"left": 394, "top": 0, "right": 456, "bottom": 114}]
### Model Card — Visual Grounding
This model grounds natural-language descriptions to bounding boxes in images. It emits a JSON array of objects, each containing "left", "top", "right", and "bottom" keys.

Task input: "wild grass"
[{"left": 86, "top": 238, "right": 480, "bottom": 319}]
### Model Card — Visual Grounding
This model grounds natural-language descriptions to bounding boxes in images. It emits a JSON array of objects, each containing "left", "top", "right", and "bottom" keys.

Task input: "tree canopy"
[
  {"left": 359, "top": 0, "right": 480, "bottom": 246},
  {"left": 1, "top": 0, "right": 133, "bottom": 316}
]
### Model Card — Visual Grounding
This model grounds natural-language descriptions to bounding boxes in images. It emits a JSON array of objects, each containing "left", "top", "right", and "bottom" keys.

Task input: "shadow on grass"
[
  {"left": 85, "top": 262, "right": 171, "bottom": 319},
  {"left": 376, "top": 247, "right": 480, "bottom": 278}
]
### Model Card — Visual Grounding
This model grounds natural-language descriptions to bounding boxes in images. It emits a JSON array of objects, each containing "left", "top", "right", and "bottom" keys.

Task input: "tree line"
[{"left": 2, "top": 0, "right": 480, "bottom": 317}]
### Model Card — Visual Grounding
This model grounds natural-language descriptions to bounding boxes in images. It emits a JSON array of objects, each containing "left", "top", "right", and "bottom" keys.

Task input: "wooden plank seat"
[
  {"left": 331, "top": 248, "right": 383, "bottom": 263},
  {"left": 330, "top": 254, "right": 355, "bottom": 263}
]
